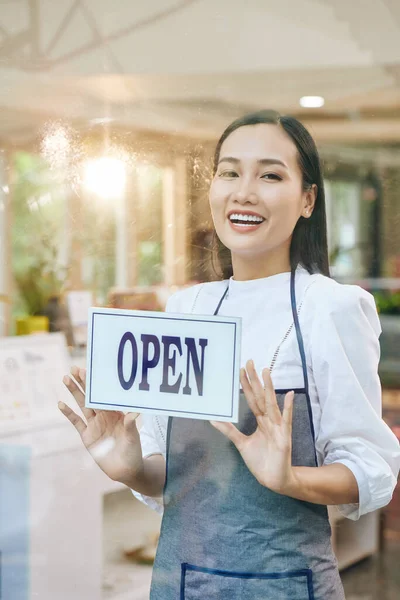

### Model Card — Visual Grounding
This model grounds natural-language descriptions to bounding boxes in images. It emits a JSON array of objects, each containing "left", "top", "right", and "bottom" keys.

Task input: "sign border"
[{"left": 87, "top": 310, "right": 239, "bottom": 420}]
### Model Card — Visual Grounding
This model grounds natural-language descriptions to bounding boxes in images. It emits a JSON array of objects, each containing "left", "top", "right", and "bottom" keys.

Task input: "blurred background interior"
[{"left": 0, "top": 1, "right": 400, "bottom": 599}]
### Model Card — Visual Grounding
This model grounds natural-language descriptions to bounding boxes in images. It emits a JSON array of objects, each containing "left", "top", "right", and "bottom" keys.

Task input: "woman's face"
[{"left": 209, "top": 123, "right": 315, "bottom": 262}]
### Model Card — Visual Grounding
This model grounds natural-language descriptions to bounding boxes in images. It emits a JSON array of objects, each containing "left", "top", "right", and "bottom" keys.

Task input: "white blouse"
[{"left": 133, "top": 266, "right": 400, "bottom": 520}]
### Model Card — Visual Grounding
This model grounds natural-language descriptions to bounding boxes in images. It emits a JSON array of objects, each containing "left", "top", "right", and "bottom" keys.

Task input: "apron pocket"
[{"left": 181, "top": 562, "right": 315, "bottom": 600}]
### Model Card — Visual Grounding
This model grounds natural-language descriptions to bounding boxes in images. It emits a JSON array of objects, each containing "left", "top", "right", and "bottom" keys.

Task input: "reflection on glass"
[{"left": 136, "top": 165, "right": 163, "bottom": 287}]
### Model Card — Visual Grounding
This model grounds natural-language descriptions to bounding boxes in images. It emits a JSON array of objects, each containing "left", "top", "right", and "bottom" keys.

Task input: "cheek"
[
  {"left": 267, "top": 184, "right": 302, "bottom": 218},
  {"left": 209, "top": 182, "right": 226, "bottom": 217}
]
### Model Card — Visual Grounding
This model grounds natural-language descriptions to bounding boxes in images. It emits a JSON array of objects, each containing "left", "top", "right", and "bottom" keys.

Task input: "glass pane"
[
  {"left": 325, "top": 179, "right": 364, "bottom": 278},
  {"left": 1, "top": 4, "right": 400, "bottom": 600},
  {"left": 136, "top": 164, "right": 163, "bottom": 286},
  {"left": 11, "top": 151, "right": 68, "bottom": 324}
]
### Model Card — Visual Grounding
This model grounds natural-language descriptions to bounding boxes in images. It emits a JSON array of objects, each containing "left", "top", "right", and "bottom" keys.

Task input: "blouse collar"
[{"left": 227, "top": 266, "right": 307, "bottom": 297}]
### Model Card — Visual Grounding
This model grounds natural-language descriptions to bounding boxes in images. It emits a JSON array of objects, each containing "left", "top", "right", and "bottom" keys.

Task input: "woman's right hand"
[{"left": 59, "top": 366, "right": 144, "bottom": 485}]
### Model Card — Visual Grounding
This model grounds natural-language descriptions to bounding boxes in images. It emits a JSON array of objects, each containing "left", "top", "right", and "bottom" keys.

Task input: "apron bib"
[{"left": 150, "top": 270, "right": 346, "bottom": 599}]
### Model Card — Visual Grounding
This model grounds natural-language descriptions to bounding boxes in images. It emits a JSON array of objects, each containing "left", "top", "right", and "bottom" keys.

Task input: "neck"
[{"left": 231, "top": 249, "right": 291, "bottom": 281}]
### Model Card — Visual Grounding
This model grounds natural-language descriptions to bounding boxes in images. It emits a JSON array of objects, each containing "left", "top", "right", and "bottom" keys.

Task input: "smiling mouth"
[{"left": 228, "top": 213, "right": 266, "bottom": 229}]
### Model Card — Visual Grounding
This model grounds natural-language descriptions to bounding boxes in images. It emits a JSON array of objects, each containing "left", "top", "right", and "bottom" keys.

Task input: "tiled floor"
[
  {"left": 103, "top": 488, "right": 400, "bottom": 600},
  {"left": 341, "top": 539, "right": 400, "bottom": 600},
  {"left": 103, "top": 489, "right": 160, "bottom": 600}
]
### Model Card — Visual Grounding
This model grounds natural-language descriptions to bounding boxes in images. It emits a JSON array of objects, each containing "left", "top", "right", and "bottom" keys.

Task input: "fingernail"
[
  {"left": 58, "top": 401, "right": 66, "bottom": 410},
  {"left": 79, "top": 369, "right": 85, "bottom": 380},
  {"left": 63, "top": 376, "right": 69, "bottom": 385}
]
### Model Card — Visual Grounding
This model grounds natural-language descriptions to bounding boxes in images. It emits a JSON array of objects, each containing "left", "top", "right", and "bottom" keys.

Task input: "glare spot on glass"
[
  {"left": 89, "top": 117, "right": 115, "bottom": 125},
  {"left": 27, "top": 193, "right": 52, "bottom": 212},
  {"left": 40, "top": 122, "right": 73, "bottom": 169},
  {"left": 83, "top": 157, "right": 127, "bottom": 199},
  {"left": 90, "top": 437, "right": 116, "bottom": 460}
]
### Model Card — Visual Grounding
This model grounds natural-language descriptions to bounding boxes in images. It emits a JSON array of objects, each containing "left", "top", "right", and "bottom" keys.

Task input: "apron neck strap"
[
  {"left": 213, "top": 269, "right": 309, "bottom": 395},
  {"left": 290, "top": 268, "right": 309, "bottom": 394},
  {"left": 213, "top": 284, "right": 229, "bottom": 316}
]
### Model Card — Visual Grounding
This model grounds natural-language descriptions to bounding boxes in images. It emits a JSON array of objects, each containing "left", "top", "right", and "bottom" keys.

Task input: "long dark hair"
[{"left": 211, "top": 109, "right": 330, "bottom": 278}]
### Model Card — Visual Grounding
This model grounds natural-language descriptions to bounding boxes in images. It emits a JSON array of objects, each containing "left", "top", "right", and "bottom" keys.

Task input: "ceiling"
[{"left": 1, "top": 0, "right": 400, "bottom": 145}]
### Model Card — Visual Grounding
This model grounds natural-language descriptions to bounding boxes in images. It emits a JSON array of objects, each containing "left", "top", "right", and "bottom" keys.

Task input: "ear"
[{"left": 302, "top": 184, "right": 317, "bottom": 218}]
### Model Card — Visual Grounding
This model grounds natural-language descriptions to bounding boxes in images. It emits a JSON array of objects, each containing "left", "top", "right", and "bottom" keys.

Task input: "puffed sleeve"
[
  {"left": 310, "top": 282, "right": 400, "bottom": 521},
  {"left": 131, "top": 413, "right": 165, "bottom": 514},
  {"left": 131, "top": 291, "right": 181, "bottom": 513}
]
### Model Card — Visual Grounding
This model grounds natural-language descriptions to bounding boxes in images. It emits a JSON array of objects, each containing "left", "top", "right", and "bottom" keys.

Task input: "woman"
[{"left": 60, "top": 110, "right": 400, "bottom": 599}]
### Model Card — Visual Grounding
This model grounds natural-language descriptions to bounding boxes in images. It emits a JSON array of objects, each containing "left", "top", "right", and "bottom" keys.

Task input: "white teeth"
[{"left": 229, "top": 213, "right": 264, "bottom": 223}]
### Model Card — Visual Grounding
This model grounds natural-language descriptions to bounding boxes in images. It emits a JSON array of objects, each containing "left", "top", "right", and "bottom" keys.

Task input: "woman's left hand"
[{"left": 211, "top": 359, "right": 297, "bottom": 495}]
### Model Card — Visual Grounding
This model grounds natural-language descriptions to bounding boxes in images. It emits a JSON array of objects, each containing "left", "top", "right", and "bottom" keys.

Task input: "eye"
[
  {"left": 218, "top": 170, "right": 238, "bottom": 178},
  {"left": 261, "top": 173, "right": 282, "bottom": 181}
]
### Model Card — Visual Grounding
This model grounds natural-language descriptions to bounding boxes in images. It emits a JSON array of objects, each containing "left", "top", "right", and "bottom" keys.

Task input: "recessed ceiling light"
[{"left": 299, "top": 96, "right": 325, "bottom": 108}]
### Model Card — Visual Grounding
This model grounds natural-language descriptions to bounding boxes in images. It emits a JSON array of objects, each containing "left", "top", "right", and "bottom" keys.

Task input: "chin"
[{"left": 226, "top": 242, "right": 269, "bottom": 259}]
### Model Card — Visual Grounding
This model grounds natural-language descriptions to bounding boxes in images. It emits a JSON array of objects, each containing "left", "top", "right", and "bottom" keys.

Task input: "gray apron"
[{"left": 150, "top": 270, "right": 346, "bottom": 599}]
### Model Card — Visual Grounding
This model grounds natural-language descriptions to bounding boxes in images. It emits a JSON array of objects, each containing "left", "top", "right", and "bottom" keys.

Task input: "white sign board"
[
  {"left": 67, "top": 291, "right": 93, "bottom": 326},
  {"left": 86, "top": 307, "right": 241, "bottom": 422},
  {"left": 0, "top": 332, "right": 71, "bottom": 434},
  {"left": 67, "top": 290, "right": 93, "bottom": 346}
]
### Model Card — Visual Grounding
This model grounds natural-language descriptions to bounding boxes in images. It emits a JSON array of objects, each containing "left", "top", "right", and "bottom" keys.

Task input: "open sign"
[{"left": 85, "top": 307, "right": 241, "bottom": 422}]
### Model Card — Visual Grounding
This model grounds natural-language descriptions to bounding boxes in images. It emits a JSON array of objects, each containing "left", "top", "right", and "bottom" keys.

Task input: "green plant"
[
  {"left": 372, "top": 290, "right": 400, "bottom": 315},
  {"left": 12, "top": 151, "right": 69, "bottom": 317},
  {"left": 14, "top": 257, "right": 68, "bottom": 316}
]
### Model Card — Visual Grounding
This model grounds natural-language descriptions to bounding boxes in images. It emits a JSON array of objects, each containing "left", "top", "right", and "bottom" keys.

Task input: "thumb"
[
  {"left": 123, "top": 412, "right": 140, "bottom": 440},
  {"left": 210, "top": 421, "right": 246, "bottom": 450}
]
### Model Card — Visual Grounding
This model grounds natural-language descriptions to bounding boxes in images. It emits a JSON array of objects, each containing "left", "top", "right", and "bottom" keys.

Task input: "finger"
[
  {"left": 240, "top": 367, "right": 263, "bottom": 417},
  {"left": 282, "top": 391, "right": 295, "bottom": 432},
  {"left": 79, "top": 367, "right": 87, "bottom": 392},
  {"left": 246, "top": 360, "right": 266, "bottom": 415},
  {"left": 70, "top": 365, "right": 86, "bottom": 394},
  {"left": 63, "top": 373, "right": 95, "bottom": 421},
  {"left": 210, "top": 420, "right": 246, "bottom": 450},
  {"left": 124, "top": 412, "right": 140, "bottom": 441},
  {"left": 262, "top": 368, "right": 282, "bottom": 424},
  {"left": 58, "top": 401, "right": 86, "bottom": 436},
  {"left": 73, "top": 366, "right": 96, "bottom": 417}
]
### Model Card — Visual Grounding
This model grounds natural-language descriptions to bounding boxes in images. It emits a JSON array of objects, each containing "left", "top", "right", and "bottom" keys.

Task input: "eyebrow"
[{"left": 218, "top": 157, "right": 288, "bottom": 169}]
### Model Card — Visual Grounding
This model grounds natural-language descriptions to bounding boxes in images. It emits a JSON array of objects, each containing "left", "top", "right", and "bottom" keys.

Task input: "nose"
[{"left": 231, "top": 177, "right": 258, "bottom": 205}]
